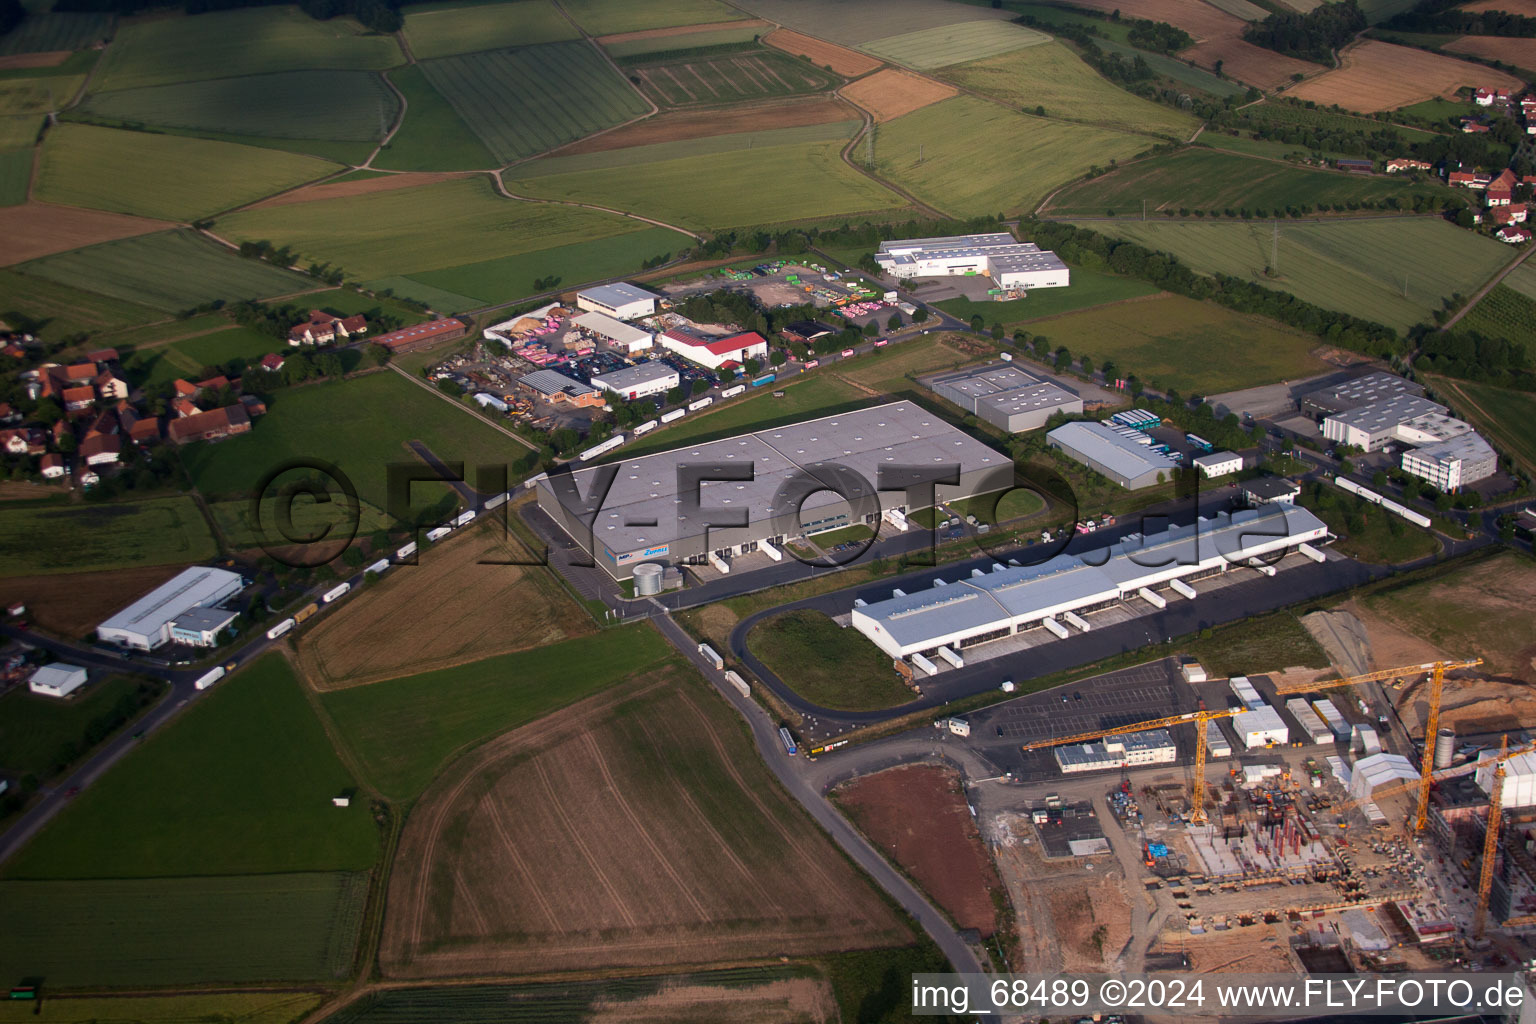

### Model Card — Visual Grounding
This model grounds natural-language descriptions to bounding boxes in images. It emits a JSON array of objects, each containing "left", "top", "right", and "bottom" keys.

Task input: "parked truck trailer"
[
  {"left": 322, "top": 582, "right": 351, "bottom": 603},
  {"left": 293, "top": 602, "right": 320, "bottom": 624},
  {"left": 266, "top": 618, "right": 295, "bottom": 640},
  {"left": 194, "top": 666, "right": 226, "bottom": 690}
]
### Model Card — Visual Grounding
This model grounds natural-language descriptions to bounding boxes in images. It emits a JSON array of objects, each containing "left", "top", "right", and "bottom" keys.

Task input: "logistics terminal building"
[
  {"left": 536, "top": 401, "right": 1012, "bottom": 581},
  {"left": 851, "top": 505, "right": 1329, "bottom": 660},
  {"left": 97, "top": 565, "right": 245, "bottom": 650},
  {"left": 873, "top": 234, "right": 1070, "bottom": 290}
]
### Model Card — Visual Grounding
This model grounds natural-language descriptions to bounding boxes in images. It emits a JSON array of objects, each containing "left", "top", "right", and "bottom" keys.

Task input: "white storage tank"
[
  {"left": 1435, "top": 728, "right": 1456, "bottom": 769},
  {"left": 633, "top": 562, "right": 663, "bottom": 596}
]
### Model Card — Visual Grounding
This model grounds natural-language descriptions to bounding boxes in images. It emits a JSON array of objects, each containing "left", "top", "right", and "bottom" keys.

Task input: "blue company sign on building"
[{"left": 615, "top": 544, "right": 670, "bottom": 566}]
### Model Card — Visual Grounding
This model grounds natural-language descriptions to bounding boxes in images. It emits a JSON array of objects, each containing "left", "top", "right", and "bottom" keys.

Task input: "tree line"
[
  {"left": 1243, "top": 0, "right": 1366, "bottom": 63},
  {"left": 1385, "top": 0, "right": 1536, "bottom": 38},
  {"left": 44, "top": 0, "right": 414, "bottom": 34}
]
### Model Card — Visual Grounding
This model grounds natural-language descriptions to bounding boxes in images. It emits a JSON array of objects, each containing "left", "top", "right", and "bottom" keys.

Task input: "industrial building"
[
  {"left": 851, "top": 504, "right": 1329, "bottom": 659},
  {"left": 1313, "top": 377, "right": 1498, "bottom": 490},
  {"left": 1047, "top": 420, "right": 1181, "bottom": 489},
  {"left": 926, "top": 363, "right": 1083, "bottom": 433},
  {"left": 1299, "top": 371, "right": 1425, "bottom": 421},
  {"left": 1401, "top": 433, "right": 1499, "bottom": 491},
  {"left": 1232, "top": 705, "right": 1289, "bottom": 750},
  {"left": 1285, "top": 698, "right": 1335, "bottom": 745},
  {"left": 168, "top": 606, "right": 238, "bottom": 647},
  {"left": 590, "top": 361, "right": 679, "bottom": 401},
  {"left": 658, "top": 329, "right": 768, "bottom": 371},
  {"left": 873, "top": 233, "right": 1070, "bottom": 290},
  {"left": 1243, "top": 477, "right": 1300, "bottom": 506},
  {"left": 1055, "top": 729, "right": 1177, "bottom": 773},
  {"left": 1322, "top": 394, "right": 1455, "bottom": 451},
  {"left": 29, "top": 663, "right": 87, "bottom": 698},
  {"left": 1191, "top": 451, "right": 1243, "bottom": 478},
  {"left": 1348, "top": 753, "right": 1419, "bottom": 803},
  {"left": 572, "top": 311, "right": 653, "bottom": 353},
  {"left": 1477, "top": 749, "right": 1536, "bottom": 809},
  {"left": 536, "top": 401, "right": 1011, "bottom": 581},
  {"left": 575, "top": 282, "right": 658, "bottom": 321},
  {"left": 96, "top": 566, "right": 245, "bottom": 650},
  {"left": 518, "top": 369, "right": 604, "bottom": 407}
]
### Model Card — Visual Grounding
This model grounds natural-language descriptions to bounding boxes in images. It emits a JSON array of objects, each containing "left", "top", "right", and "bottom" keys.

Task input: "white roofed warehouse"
[
  {"left": 1048, "top": 420, "right": 1181, "bottom": 489},
  {"left": 874, "top": 233, "right": 1070, "bottom": 291},
  {"left": 575, "top": 282, "right": 658, "bottom": 321},
  {"left": 29, "top": 663, "right": 88, "bottom": 698},
  {"left": 851, "top": 505, "right": 1329, "bottom": 660},
  {"left": 926, "top": 363, "right": 1083, "bottom": 433},
  {"left": 96, "top": 565, "right": 245, "bottom": 650}
]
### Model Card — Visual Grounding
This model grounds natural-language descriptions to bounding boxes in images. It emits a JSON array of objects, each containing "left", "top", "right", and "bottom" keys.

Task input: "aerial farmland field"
[
  {"left": 507, "top": 138, "right": 907, "bottom": 231},
  {"left": 872, "top": 96, "right": 1154, "bottom": 216},
  {"left": 0, "top": 12, "right": 111, "bottom": 56},
  {"left": 0, "top": 992, "right": 326, "bottom": 1024},
  {"left": 603, "top": 23, "right": 768, "bottom": 58},
  {"left": 0, "top": 201, "right": 176, "bottom": 266},
  {"left": 124, "top": 324, "right": 286, "bottom": 386},
  {"left": 0, "top": 74, "right": 82, "bottom": 114},
  {"left": 419, "top": 41, "right": 650, "bottom": 163},
  {"left": 379, "top": 668, "right": 911, "bottom": 976},
  {"left": 1459, "top": 284, "right": 1536, "bottom": 353},
  {"left": 403, "top": 0, "right": 579, "bottom": 60},
  {"left": 1428, "top": 376, "right": 1536, "bottom": 475},
  {"left": 1288, "top": 39, "right": 1523, "bottom": 112},
  {"left": 0, "top": 265, "right": 159, "bottom": 338},
  {"left": 79, "top": 70, "right": 400, "bottom": 142},
  {"left": 0, "top": 675, "right": 159, "bottom": 779},
  {"left": 1070, "top": 217, "right": 1513, "bottom": 333},
  {"left": 862, "top": 19, "right": 1051, "bottom": 69},
  {"left": 940, "top": 43, "right": 1199, "bottom": 138},
  {"left": 836, "top": 68, "right": 957, "bottom": 121},
  {"left": 35, "top": 124, "right": 341, "bottom": 221},
  {"left": 560, "top": 0, "right": 747, "bottom": 35},
  {"left": 1045, "top": 148, "right": 1458, "bottom": 216},
  {"left": 628, "top": 49, "right": 839, "bottom": 108},
  {"left": 0, "top": 114, "right": 41, "bottom": 150},
  {"left": 373, "top": 65, "right": 496, "bottom": 171},
  {"left": 516, "top": 119, "right": 857, "bottom": 175},
  {"left": 90, "top": 6, "right": 403, "bottom": 92},
  {"left": 555, "top": 96, "right": 854, "bottom": 153},
  {"left": 0, "top": 149, "right": 29, "bottom": 206},
  {"left": 18, "top": 229, "right": 317, "bottom": 312},
  {"left": 737, "top": 0, "right": 1013, "bottom": 46},
  {"left": 763, "top": 27, "right": 882, "bottom": 75},
  {"left": 0, "top": 495, "right": 218, "bottom": 576}
]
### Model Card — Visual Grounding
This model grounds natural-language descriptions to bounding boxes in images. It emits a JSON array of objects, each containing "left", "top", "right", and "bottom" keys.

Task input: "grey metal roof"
[
  {"left": 1406, "top": 432, "right": 1497, "bottom": 467},
  {"left": 98, "top": 566, "right": 243, "bottom": 636},
  {"left": 1304, "top": 371, "right": 1423, "bottom": 410},
  {"left": 519, "top": 369, "right": 598, "bottom": 399},
  {"left": 875, "top": 234, "right": 1067, "bottom": 274},
  {"left": 1048, "top": 420, "right": 1180, "bottom": 480},
  {"left": 1191, "top": 451, "right": 1239, "bottom": 469},
  {"left": 591, "top": 361, "right": 677, "bottom": 392},
  {"left": 572, "top": 311, "right": 651, "bottom": 345},
  {"left": 173, "top": 606, "right": 237, "bottom": 631},
  {"left": 1326, "top": 394, "right": 1445, "bottom": 433},
  {"left": 930, "top": 363, "right": 1079, "bottom": 420},
  {"left": 577, "top": 282, "right": 657, "bottom": 308},
  {"left": 1244, "top": 476, "right": 1300, "bottom": 499}
]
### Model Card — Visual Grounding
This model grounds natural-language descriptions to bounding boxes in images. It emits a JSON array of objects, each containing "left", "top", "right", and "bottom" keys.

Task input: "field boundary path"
[
  {"left": 387, "top": 363, "right": 537, "bottom": 451},
  {"left": 832, "top": 85, "right": 947, "bottom": 220},
  {"left": 1438, "top": 239, "right": 1536, "bottom": 331}
]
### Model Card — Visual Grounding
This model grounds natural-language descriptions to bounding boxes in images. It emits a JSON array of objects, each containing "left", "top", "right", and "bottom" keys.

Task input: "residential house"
[
  {"left": 1476, "top": 88, "right": 1495, "bottom": 105},
  {"left": 128, "top": 414, "right": 162, "bottom": 444},
  {"left": 0, "top": 428, "right": 43, "bottom": 455},
  {"left": 1491, "top": 205, "right": 1529, "bottom": 226},
  {"left": 1386, "top": 159, "right": 1433, "bottom": 173},
  {"left": 288, "top": 310, "right": 367, "bottom": 346},
  {"left": 172, "top": 398, "right": 199, "bottom": 418},
  {"left": 1498, "top": 225, "right": 1532, "bottom": 243},
  {"left": 39, "top": 453, "right": 64, "bottom": 479},
  {"left": 238, "top": 394, "right": 267, "bottom": 418},
  {"left": 84, "top": 347, "right": 119, "bottom": 365},
  {"left": 167, "top": 404, "right": 251, "bottom": 445},
  {"left": 172, "top": 379, "right": 199, "bottom": 400},
  {"left": 79, "top": 432, "right": 121, "bottom": 466},
  {"left": 1487, "top": 168, "right": 1518, "bottom": 206},
  {"left": 258, "top": 353, "right": 285, "bottom": 373},
  {"left": 93, "top": 369, "right": 129, "bottom": 401},
  {"left": 1448, "top": 171, "right": 1489, "bottom": 188},
  {"left": 61, "top": 385, "right": 95, "bottom": 413},
  {"left": 1461, "top": 119, "right": 1491, "bottom": 134}
]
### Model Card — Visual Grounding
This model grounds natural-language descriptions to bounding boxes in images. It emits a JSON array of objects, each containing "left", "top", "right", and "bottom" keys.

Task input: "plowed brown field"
[
  {"left": 765, "top": 28, "right": 882, "bottom": 76},
  {"left": 381, "top": 675, "right": 910, "bottom": 976},
  {"left": 1461, "top": 0, "right": 1536, "bottom": 15},
  {"left": 0, "top": 202, "right": 172, "bottom": 265},
  {"left": 1289, "top": 39, "right": 1523, "bottom": 111},
  {"left": 1068, "top": 0, "right": 1242, "bottom": 41},
  {"left": 0, "top": 564, "right": 182, "bottom": 637},
  {"left": 295, "top": 522, "right": 593, "bottom": 690},
  {"left": 1445, "top": 34, "right": 1536, "bottom": 68},
  {"left": 596, "top": 19, "right": 771, "bottom": 44},
  {"left": 841, "top": 68, "right": 956, "bottom": 121},
  {"left": 254, "top": 171, "right": 469, "bottom": 209},
  {"left": 1183, "top": 38, "right": 1322, "bottom": 89},
  {"left": 557, "top": 97, "right": 853, "bottom": 154},
  {"left": 0, "top": 52, "right": 70, "bottom": 70},
  {"left": 836, "top": 764, "right": 1003, "bottom": 936}
]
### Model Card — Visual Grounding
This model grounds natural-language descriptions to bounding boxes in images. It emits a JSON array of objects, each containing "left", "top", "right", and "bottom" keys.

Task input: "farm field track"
[
  {"left": 559, "top": 0, "right": 748, "bottom": 35},
  {"left": 555, "top": 95, "right": 852, "bottom": 153},
  {"left": 0, "top": 74, "right": 83, "bottom": 114},
  {"left": 36, "top": 124, "right": 342, "bottom": 222},
  {"left": 1181, "top": 37, "right": 1323, "bottom": 89},
  {"left": 629, "top": 50, "right": 839, "bottom": 108},
  {"left": 736, "top": 0, "right": 1014, "bottom": 47},
  {"left": 1068, "top": 217, "right": 1512, "bottom": 333},
  {"left": 841, "top": 67, "right": 957, "bottom": 121},
  {"left": 0, "top": 563, "right": 182, "bottom": 638},
  {"left": 0, "top": 266, "right": 160, "bottom": 340},
  {"left": 872, "top": 96, "right": 1154, "bottom": 216},
  {"left": 379, "top": 672, "right": 910, "bottom": 976},
  {"left": 1445, "top": 34, "right": 1536, "bottom": 66},
  {"left": 91, "top": 7, "right": 403, "bottom": 92},
  {"left": 764, "top": 27, "right": 883, "bottom": 75},
  {"left": 254, "top": 170, "right": 469, "bottom": 208},
  {"left": 862, "top": 20, "right": 1052, "bottom": 69},
  {"left": 1427, "top": 376, "right": 1536, "bottom": 476},
  {"left": 296, "top": 524, "right": 595, "bottom": 690},
  {"left": 0, "top": 201, "right": 173, "bottom": 265},
  {"left": 1460, "top": 0, "right": 1536, "bottom": 13},
  {"left": 218, "top": 177, "right": 647, "bottom": 281},
  {"left": 420, "top": 41, "right": 650, "bottom": 164},
  {"left": 322, "top": 971, "right": 836, "bottom": 1024},
  {"left": 507, "top": 138, "right": 906, "bottom": 231},
  {"left": 78, "top": 70, "right": 400, "bottom": 142},
  {"left": 0, "top": 51, "right": 70, "bottom": 69},
  {"left": 1044, "top": 148, "right": 1456, "bottom": 216},
  {"left": 1013, "top": 293, "right": 1328, "bottom": 393},
  {"left": 598, "top": 18, "right": 772, "bottom": 45},
  {"left": 940, "top": 44, "right": 1198, "bottom": 137},
  {"left": 19, "top": 229, "right": 317, "bottom": 312},
  {"left": 0, "top": 495, "right": 218, "bottom": 576},
  {"left": 403, "top": 0, "right": 579, "bottom": 60},
  {"left": 1288, "top": 39, "right": 1523, "bottom": 111},
  {"left": 373, "top": 64, "right": 496, "bottom": 172},
  {"left": 836, "top": 765, "right": 1003, "bottom": 936},
  {"left": 0, "top": 12, "right": 111, "bottom": 56},
  {"left": 520, "top": 119, "right": 857, "bottom": 176},
  {"left": 0, "top": 873, "right": 369, "bottom": 987},
  {"left": 0, "top": 993, "right": 327, "bottom": 1024}
]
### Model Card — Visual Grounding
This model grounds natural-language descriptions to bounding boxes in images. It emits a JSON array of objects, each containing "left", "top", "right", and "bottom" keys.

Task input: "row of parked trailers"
[{"left": 1332, "top": 476, "right": 1432, "bottom": 528}]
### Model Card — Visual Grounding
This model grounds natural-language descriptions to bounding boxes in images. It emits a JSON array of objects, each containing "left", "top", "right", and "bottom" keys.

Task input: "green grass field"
[
  {"left": 403, "top": 223, "right": 691, "bottom": 305},
  {"left": 359, "top": 275, "right": 480, "bottom": 313},
  {"left": 209, "top": 494, "right": 393, "bottom": 553},
  {"left": 0, "top": 496, "right": 218, "bottom": 577},
  {"left": 180, "top": 370, "right": 517, "bottom": 512},
  {"left": 373, "top": 64, "right": 496, "bottom": 171},
  {"left": 1429, "top": 375, "right": 1536, "bottom": 475},
  {"left": 91, "top": 6, "right": 402, "bottom": 92},
  {"left": 604, "top": 23, "right": 764, "bottom": 57},
  {"left": 0, "top": 676, "right": 162, "bottom": 778},
  {"left": 36, "top": 124, "right": 341, "bottom": 221},
  {"left": 872, "top": 96, "right": 1153, "bottom": 217},
  {"left": 404, "top": 0, "right": 579, "bottom": 59},
  {"left": 4, "top": 655, "right": 378, "bottom": 879},
  {"left": 0, "top": 74, "right": 83, "bottom": 114},
  {"left": 561, "top": 0, "right": 745, "bottom": 34},
  {"left": 125, "top": 324, "right": 286, "bottom": 386},
  {"left": 1069, "top": 217, "right": 1513, "bottom": 333},
  {"left": 1184, "top": 611, "right": 1330, "bottom": 677},
  {"left": 1046, "top": 148, "right": 1457, "bottom": 217},
  {"left": 19, "top": 230, "right": 318, "bottom": 313},
  {"left": 0, "top": 873, "right": 368, "bottom": 986},
  {"left": 1095, "top": 37, "right": 1247, "bottom": 98},
  {"left": 1497, "top": 258, "right": 1536, "bottom": 303},
  {"left": 1020, "top": 294, "right": 1328, "bottom": 393},
  {"left": 1237, "top": 99, "right": 1442, "bottom": 141},
  {"left": 0, "top": 113, "right": 41, "bottom": 149},
  {"left": 1459, "top": 283, "right": 1536, "bottom": 352},
  {"left": 509, "top": 138, "right": 906, "bottom": 230},
  {"left": 514, "top": 119, "right": 857, "bottom": 178},
  {"left": 0, "top": 266, "right": 161, "bottom": 339},
  {"left": 1302, "top": 488, "right": 1439, "bottom": 564},
  {"left": 940, "top": 43, "right": 1199, "bottom": 138},
  {"left": 79, "top": 70, "right": 399, "bottom": 142},
  {"left": 0, "top": 147, "right": 30, "bottom": 206},
  {"left": 320, "top": 626, "right": 672, "bottom": 800},
  {"left": 748, "top": 609, "right": 913, "bottom": 711},
  {"left": 0, "top": 992, "right": 325, "bottom": 1024},
  {"left": 218, "top": 177, "right": 646, "bottom": 281},
  {"left": 935, "top": 265, "right": 1161, "bottom": 324},
  {"left": 0, "top": 11, "right": 111, "bottom": 55},
  {"left": 420, "top": 41, "right": 650, "bottom": 164},
  {"left": 862, "top": 19, "right": 1050, "bottom": 69},
  {"left": 630, "top": 49, "right": 837, "bottom": 107}
]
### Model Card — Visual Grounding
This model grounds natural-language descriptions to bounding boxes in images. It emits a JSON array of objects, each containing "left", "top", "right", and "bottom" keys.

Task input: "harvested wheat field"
[
  {"left": 1068, "top": 0, "right": 1242, "bottom": 40},
  {"left": 253, "top": 171, "right": 470, "bottom": 208},
  {"left": 1184, "top": 38, "right": 1322, "bottom": 89},
  {"left": 0, "top": 52, "right": 70, "bottom": 70},
  {"left": 1289, "top": 40, "right": 1523, "bottom": 112},
  {"left": 841, "top": 68, "right": 956, "bottom": 121},
  {"left": 836, "top": 764, "right": 1002, "bottom": 936},
  {"left": 0, "top": 202, "right": 172, "bottom": 265},
  {"left": 557, "top": 97, "right": 853, "bottom": 154},
  {"left": 381, "top": 675, "right": 910, "bottom": 977},
  {"left": 1461, "top": 0, "right": 1536, "bottom": 14},
  {"left": 296, "top": 523, "right": 593, "bottom": 690},
  {"left": 765, "top": 28, "right": 882, "bottom": 76},
  {"left": 596, "top": 19, "right": 771, "bottom": 45},
  {"left": 0, "top": 564, "right": 182, "bottom": 637},
  {"left": 1446, "top": 34, "right": 1536, "bottom": 68}
]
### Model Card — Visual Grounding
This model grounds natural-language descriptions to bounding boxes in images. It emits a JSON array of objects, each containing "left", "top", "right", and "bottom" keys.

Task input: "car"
[
  {"left": 64, "top": 786, "right": 80, "bottom": 798},
  {"left": 841, "top": 348, "right": 855, "bottom": 357},
  {"left": 224, "top": 660, "right": 238, "bottom": 671},
  {"left": 1074, "top": 693, "right": 1083, "bottom": 701}
]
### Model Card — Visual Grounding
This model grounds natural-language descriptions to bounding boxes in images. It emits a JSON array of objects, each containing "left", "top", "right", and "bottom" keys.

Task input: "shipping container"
[
  {"left": 697, "top": 643, "right": 724, "bottom": 671},
  {"left": 803, "top": 358, "right": 819, "bottom": 368},
  {"left": 323, "top": 582, "right": 352, "bottom": 603},
  {"left": 426, "top": 526, "right": 452, "bottom": 542},
  {"left": 395, "top": 541, "right": 418, "bottom": 560},
  {"left": 266, "top": 618, "right": 295, "bottom": 640},
  {"left": 366, "top": 558, "right": 390, "bottom": 576},
  {"left": 293, "top": 602, "right": 320, "bottom": 624},
  {"left": 194, "top": 666, "right": 226, "bottom": 690},
  {"left": 660, "top": 408, "right": 684, "bottom": 423},
  {"left": 841, "top": 348, "right": 855, "bottom": 357},
  {"left": 721, "top": 384, "right": 746, "bottom": 398},
  {"left": 580, "top": 434, "right": 625, "bottom": 461}
]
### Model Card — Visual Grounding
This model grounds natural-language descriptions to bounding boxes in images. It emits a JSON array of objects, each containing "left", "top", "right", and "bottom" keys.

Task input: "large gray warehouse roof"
[
  {"left": 520, "top": 368, "right": 598, "bottom": 400},
  {"left": 591, "top": 361, "right": 677, "bottom": 392},
  {"left": 1048, "top": 421, "right": 1179, "bottom": 480},
  {"left": 577, "top": 282, "right": 657, "bottom": 308},
  {"left": 98, "top": 566, "right": 243, "bottom": 638},
  {"left": 1327, "top": 394, "right": 1445, "bottom": 433},
  {"left": 929, "top": 363, "right": 1080, "bottom": 426}
]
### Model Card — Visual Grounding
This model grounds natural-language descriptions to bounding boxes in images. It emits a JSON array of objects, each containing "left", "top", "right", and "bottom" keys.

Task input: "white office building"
[
  {"left": 575, "top": 282, "right": 658, "bottom": 321},
  {"left": 1401, "top": 433, "right": 1498, "bottom": 491},
  {"left": 1055, "top": 729, "right": 1177, "bottom": 773},
  {"left": 590, "top": 361, "right": 679, "bottom": 401},
  {"left": 96, "top": 566, "right": 245, "bottom": 650},
  {"left": 169, "top": 606, "right": 239, "bottom": 647},
  {"left": 1192, "top": 451, "right": 1243, "bottom": 478},
  {"left": 874, "top": 233, "right": 1070, "bottom": 290}
]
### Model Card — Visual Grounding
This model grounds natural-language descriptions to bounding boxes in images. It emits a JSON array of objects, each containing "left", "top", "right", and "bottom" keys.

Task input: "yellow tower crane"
[{"left": 1021, "top": 708, "right": 1237, "bottom": 825}]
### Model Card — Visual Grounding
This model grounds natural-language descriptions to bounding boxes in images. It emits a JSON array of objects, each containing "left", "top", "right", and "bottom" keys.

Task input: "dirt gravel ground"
[
  {"left": 0, "top": 52, "right": 69, "bottom": 70},
  {"left": 1288, "top": 39, "right": 1522, "bottom": 111},
  {"left": 0, "top": 564, "right": 182, "bottom": 638},
  {"left": 765, "top": 28, "right": 883, "bottom": 76},
  {"left": 0, "top": 202, "right": 172, "bottom": 266},
  {"left": 1151, "top": 927, "right": 1297, "bottom": 973},
  {"left": 840, "top": 68, "right": 956, "bottom": 121}
]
